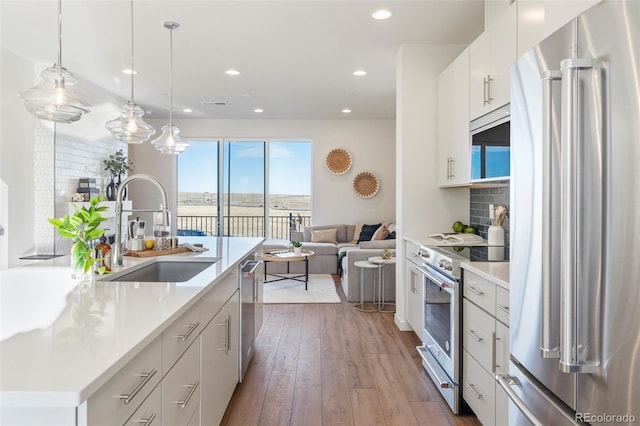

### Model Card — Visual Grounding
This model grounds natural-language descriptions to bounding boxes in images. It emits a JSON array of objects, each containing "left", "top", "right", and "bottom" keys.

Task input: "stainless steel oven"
[{"left": 415, "top": 256, "right": 461, "bottom": 413}]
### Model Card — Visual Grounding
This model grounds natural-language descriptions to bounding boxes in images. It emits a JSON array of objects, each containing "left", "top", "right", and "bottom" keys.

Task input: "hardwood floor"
[{"left": 220, "top": 276, "right": 480, "bottom": 426}]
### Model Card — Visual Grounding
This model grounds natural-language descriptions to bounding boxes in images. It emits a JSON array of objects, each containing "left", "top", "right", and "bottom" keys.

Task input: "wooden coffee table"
[{"left": 260, "top": 249, "right": 315, "bottom": 290}]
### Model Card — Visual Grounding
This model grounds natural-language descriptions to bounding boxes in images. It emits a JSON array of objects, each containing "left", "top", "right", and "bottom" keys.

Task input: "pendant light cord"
[
  {"left": 57, "top": 0, "right": 62, "bottom": 67},
  {"left": 169, "top": 26, "right": 174, "bottom": 126},
  {"left": 130, "top": 0, "right": 135, "bottom": 103}
]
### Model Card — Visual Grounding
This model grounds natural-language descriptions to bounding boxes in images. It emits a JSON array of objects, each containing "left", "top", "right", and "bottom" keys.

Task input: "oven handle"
[
  {"left": 415, "top": 265, "right": 455, "bottom": 292},
  {"left": 417, "top": 346, "right": 453, "bottom": 389}
]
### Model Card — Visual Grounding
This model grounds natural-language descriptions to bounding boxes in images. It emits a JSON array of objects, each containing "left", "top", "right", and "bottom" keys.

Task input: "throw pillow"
[
  {"left": 358, "top": 224, "right": 381, "bottom": 243},
  {"left": 385, "top": 231, "right": 396, "bottom": 240},
  {"left": 311, "top": 228, "right": 338, "bottom": 244},
  {"left": 372, "top": 225, "right": 390, "bottom": 240},
  {"left": 350, "top": 223, "right": 363, "bottom": 244}
]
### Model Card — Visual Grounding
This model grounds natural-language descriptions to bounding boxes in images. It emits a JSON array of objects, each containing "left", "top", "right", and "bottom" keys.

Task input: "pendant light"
[
  {"left": 105, "top": 0, "right": 155, "bottom": 143},
  {"left": 18, "top": 0, "right": 91, "bottom": 123},
  {"left": 151, "top": 22, "right": 188, "bottom": 155}
]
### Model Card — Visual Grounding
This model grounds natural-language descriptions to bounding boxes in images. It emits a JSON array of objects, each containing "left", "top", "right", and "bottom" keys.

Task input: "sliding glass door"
[
  {"left": 223, "top": 140, "right": 266, "bottom": 237},
  {"left": 177, "top": 139, "right": 311, "bottom": 238}
]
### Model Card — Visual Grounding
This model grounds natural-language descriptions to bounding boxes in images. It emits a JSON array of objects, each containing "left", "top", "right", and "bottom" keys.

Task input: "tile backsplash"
[{"left": 469, "top": 185, "right": 510, "bottom": 246}]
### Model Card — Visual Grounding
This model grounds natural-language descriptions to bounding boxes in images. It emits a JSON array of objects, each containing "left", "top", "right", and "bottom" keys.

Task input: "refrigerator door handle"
[
  {"left": 497, "top": 375, "right": 545, "bottom": 426},
  {"left": 540, "top": 70, "right": 562, "bottom": 359},
  {"left": 559, "top": 58, "right": 603, "bottom": 374}
]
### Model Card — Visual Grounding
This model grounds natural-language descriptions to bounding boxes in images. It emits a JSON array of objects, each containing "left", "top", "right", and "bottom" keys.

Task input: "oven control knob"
[
  {"left": 438, "top": 260, "right": 444, "bottom": 268},
  {"left": 445, "top": 263, "right": 453, "bottom": 271}
]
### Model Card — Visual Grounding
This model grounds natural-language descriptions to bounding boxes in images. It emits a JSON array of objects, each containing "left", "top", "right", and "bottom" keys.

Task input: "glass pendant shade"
[
  {"left": 19, "top": 66, "right": 91, "bottom": 124},
  {"left": 105, "top": 0, "right": 155, "bottom": 143},
  {"left": 151, "top": 124, "right": 188, "bottom": 154},
  {"left": 18, "top": 0, "right": 91, "bottom": 123},
  {"left": 151, "top": 21, "right": 188, "bottom": 155},
  {"left": 105, "top": 102, "right": 155, "bottom": 144}
]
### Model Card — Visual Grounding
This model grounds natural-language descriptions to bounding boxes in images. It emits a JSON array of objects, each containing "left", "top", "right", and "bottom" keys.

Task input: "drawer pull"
[
  {"left": 173, "top": 382, "right": 199, "bottom": 408},
  {"left": 132, "top": 413, "right": 156, "bottom": 425},
  {"left": 465, "top": 381, "right": 483, "bottom": 399},
  {"left": 173, "top": 322, "right": 200, "bottom": 341},
  {"left": 119, "top": 369, "right": 157, "bottom": 405},
  {"left": 497, "top": 304, "right": 510, "bottom": 314},
  {"left": 467, "top": 286, "right": 484, "bottom": 296},
  {"left": 465, "top": 328, "right": 483, "bottom": 342}
]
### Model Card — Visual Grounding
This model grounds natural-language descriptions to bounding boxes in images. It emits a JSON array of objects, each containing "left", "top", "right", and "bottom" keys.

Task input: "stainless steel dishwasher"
[{"left": 239, "top": 257, "right": 263, "bottom": 381}]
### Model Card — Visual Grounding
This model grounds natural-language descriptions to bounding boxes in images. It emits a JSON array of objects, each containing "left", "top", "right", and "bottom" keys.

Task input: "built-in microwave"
[{"left": 470, "top": 104, "right": 510, "bottom": 182}]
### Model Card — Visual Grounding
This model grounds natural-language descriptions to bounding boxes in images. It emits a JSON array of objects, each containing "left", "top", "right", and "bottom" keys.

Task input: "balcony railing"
[{"left": 177, "top": 215, "right": 311, "bottom": 240}]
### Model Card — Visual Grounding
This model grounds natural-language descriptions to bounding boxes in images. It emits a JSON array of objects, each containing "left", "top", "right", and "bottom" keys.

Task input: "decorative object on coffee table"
[
  {"left": 353, "top": 171, "right": 380, "bottom": 198},
  {"left": 326, "top": 148, "right": 352, "bottom": 175}
]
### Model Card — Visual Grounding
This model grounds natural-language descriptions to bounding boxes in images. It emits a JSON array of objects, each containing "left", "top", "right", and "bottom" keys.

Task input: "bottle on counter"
[{"left": 94, "top": 236, "right": 112, "bottom": 272}]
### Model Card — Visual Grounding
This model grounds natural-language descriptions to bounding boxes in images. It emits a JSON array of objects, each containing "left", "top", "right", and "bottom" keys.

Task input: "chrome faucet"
[{"left": 113, "top": 173, "right": 170, "bottom": 266}]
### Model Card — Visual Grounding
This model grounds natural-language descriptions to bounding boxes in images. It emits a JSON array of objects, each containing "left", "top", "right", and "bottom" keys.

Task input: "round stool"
[
  {"left": 368, "top": 256, "right": 396, "bottom": 313},
  {"left": 353, "top": 260, "right": 382, "bottom": 312}
]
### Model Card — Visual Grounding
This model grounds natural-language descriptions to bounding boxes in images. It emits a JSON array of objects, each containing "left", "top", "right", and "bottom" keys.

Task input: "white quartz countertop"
[
  {"left": 0, "top": 236, "right": 263, "bottom": 408},
  {"left": 461, "top": 261, "right": 510, "bottom": 290}
]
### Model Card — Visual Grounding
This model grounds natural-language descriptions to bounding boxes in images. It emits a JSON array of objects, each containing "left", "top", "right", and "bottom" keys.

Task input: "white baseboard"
[{"left": 394, "top": 314, "right": 412, "bottom": 331}]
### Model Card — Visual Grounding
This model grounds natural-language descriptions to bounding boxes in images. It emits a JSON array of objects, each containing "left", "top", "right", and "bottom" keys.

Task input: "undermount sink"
[{"left": 103, "top": 259, "right": 217, "bottom": 283}]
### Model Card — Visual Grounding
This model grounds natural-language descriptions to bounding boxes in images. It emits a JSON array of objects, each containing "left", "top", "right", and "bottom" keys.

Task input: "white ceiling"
[{"left": 1, "top": 0, "right": 484, "bottom": 120}]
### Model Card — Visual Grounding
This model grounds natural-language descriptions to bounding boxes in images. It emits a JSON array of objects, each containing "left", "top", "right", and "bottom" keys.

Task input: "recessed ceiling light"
[
  {"left": 225, "top": 69, "right": 240, "bottom": 76},
  {"left": 183, "top": 108, "right": 192, "bottom": 113},
  {"left": 122, "top": 69, "right": 138, "bottom": 75},
  {"left": 353, "top": 70, "right": 367, "bottom": 76},
  {"left": 254, "top": 108, "right": 264, "bottom": 113},
  {"left": 342, "top": 109, "right": 352, "bottom": 114},
  {"left": 372, "top": 9, "right": 392, "bottom": 20}
]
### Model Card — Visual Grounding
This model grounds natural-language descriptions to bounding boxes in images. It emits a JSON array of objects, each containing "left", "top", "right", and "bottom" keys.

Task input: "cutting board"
[{"left": 125, "top": 247, "right": 191, "bottom": 257}]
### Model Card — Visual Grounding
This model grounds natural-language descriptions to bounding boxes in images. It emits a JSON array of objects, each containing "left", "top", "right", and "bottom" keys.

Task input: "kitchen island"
[{"left": 0, "top": 236, "right": 263, "bottom": 426}]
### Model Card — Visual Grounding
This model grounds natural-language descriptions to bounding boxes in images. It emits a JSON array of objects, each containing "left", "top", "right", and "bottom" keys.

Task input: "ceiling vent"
[{"left": 201, "top": 101, "right": 228, "bottom": 106}]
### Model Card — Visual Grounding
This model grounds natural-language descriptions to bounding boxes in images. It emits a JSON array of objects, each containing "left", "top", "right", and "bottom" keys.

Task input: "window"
[{"left": 177, "top": 139, "right": 311, "bottom": 238}]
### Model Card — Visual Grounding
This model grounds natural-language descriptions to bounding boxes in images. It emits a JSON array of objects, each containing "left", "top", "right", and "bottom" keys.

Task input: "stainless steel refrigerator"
[{"left": 505, "top": 1, "right": 640, "bottom": 424}]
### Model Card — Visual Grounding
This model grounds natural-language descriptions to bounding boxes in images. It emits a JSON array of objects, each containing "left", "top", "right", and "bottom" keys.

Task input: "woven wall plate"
[
  {"left": 353, "top": 172, "right": 380, "bottom": 198},
  {"left": 325, "top": 148, "right": 352, "bottom": 175}
]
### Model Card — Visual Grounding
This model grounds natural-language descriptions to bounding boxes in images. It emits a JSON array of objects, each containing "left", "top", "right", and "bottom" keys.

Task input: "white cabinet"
[
  {"left": 162, "top": 337, "right": 201, "bottom": 426},
  {"left": 462, "top": 269, "right": 510, "bottom": 425},
  {"left": 404, "top": 240, "right": 424, "bottom": 337},
  {"left": 437, "top": 48, "right": 470, "bottom": 187},
  {"left": 200, "top": 290, "right": 239, "bottom": 426},
  {"left": 87, "top": 337, "right": 162, "bottom": 426},
  {"left": 123, "top": 384, "right": 162, "bottom": 426},
  {"left": 469, "top": 3, "right": 517, "bottom": 120}
]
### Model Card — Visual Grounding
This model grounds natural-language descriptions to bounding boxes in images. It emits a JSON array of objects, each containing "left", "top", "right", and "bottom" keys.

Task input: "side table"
[
  {"left": 353, "top": 260, "right": 382, "bottom": 312},
  {"left": 368, "top": 256, "right": 396, "bottom": 313}
]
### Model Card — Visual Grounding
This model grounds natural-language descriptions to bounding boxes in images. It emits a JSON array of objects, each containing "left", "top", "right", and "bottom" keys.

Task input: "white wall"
[
  {"left": 394, "top": 44, "right": 470, "bottom": 330},
  {"left": 129, "top": 119, "right": 396, "bottom": 228},
  {"left": 0, "top": 49, "right": 37, "bottom": 266}
]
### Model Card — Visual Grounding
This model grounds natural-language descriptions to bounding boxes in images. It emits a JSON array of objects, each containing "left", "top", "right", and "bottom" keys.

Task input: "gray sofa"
[{"left": 262, "top": 222, "right": 396, "bottom": 302}]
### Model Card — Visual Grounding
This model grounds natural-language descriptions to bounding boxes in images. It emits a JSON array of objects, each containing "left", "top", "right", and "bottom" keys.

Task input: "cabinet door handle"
[
  {"left": 483, "top": 74, "right": 494, "bottom": 105},
  {"left": 464, "top": 328, "right": 483, "bottom": 342},
  {"left": 497, "top": 304, "right": 510, "bottom": 314},
  {"left": 119, "top": 369, "right": 157, "bottom": 405},
  {"left": 491, "top": 332, "right": 497, "bottom": 373},
  {"left": 467, "top": 286, "right": 484, "bottom": 296},
  {"left": 449, "top": 157, "right": 454, "bottom": 179},
  {"left": 131, "top": 413, "right": 156, "bottom": 425},
  {"left": 173, "top": 322, "right": 200, "bottom": 341},
  {"left": 464, "top": 381, "right": 483, "bottom": 399},
  {"left": 173, "top": 382, "right": 199, "bottom": 408},
  {"left": 217, "top": 315, "right": 231, "bottom": 355}
]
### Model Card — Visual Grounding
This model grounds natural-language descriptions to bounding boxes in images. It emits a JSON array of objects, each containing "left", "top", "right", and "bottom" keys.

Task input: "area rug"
[{"left": 263, "top": 274, "right": 341, "bottom": 304}]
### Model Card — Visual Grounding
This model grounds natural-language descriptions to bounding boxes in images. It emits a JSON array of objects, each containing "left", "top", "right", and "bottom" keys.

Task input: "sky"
[{"left": 178, "top": 140, "right": 312, "bottom": 195}]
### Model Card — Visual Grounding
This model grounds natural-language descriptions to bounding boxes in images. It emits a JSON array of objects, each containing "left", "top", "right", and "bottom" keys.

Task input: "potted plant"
[
  {"left": 48, "top": 196, "right": 109, "bottom": 278},
  {"left": 291, "top": 240, "right": 302, "bottom": 255},
  {"left": 103, "top": 149, "right": 133, "bottom": 201}
]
